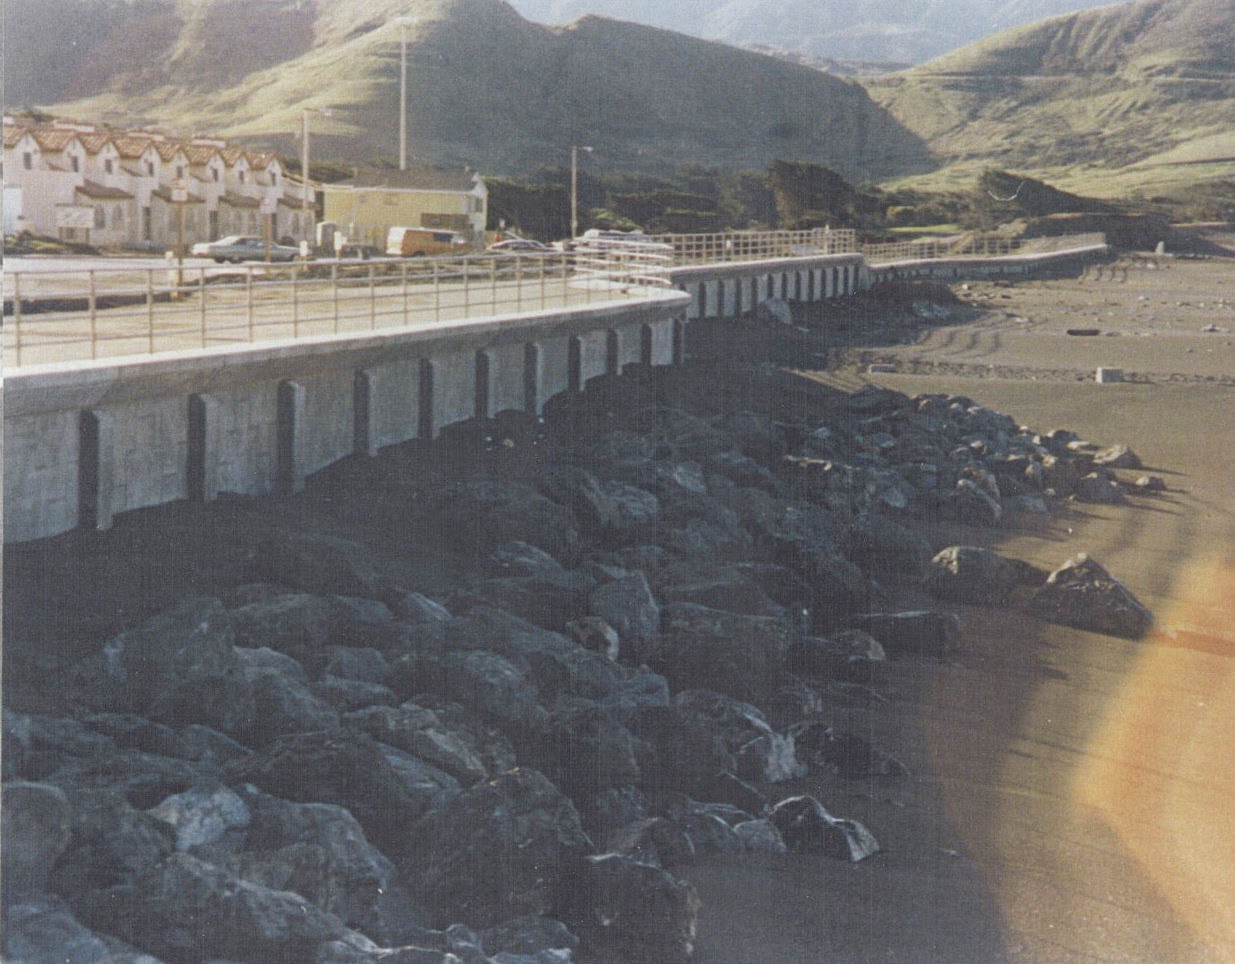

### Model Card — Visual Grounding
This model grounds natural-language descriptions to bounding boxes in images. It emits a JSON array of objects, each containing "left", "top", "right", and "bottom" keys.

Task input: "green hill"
[
  {"left": 4, "top": 0, "right": 932, "bottom": 180},
  {"left": 864, "top": 0, "right": 1235, "bottom": 197}
]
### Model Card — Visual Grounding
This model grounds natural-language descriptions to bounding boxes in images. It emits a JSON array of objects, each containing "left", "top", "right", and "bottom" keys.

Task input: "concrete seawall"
[
  {"left": 4, "top": 244, "right": 1109, "bottom": 544},
  {"left": 3, "top": 294, "right": 690, "bottom": 544}
]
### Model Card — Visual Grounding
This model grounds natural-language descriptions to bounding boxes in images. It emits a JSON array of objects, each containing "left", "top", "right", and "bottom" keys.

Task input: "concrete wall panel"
[
  {"left": 369, "top": 359, "right": 421, "bottom": 450},
  {"left": 613, "top": 325, "right": 643, "bottom": 372},
  {"left": 429, "top": 350, "right": 477, "bottom": 435},
  {"left": 299, "top": 370, "right": 356, "bottom": 478},
  {"left": 3, "top": 409, "right": 81, "bottom": 543},
  {"left": 576, "top": 330, "right": 610, "bottom": 386},
  {"left": 535, "top": 336, "right": 571, "bottom": 409},
  {"left": 212, "top": 382, "right": 280, "bottom": 497},
  {"left": 484, "top": 342, "right": 528, "bottom": 415},
  {"left": 107, "top": 395, "right": 188, "bottom": 516}
]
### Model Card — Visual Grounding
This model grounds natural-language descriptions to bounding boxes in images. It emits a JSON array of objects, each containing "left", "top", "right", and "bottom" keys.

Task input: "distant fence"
[
  {"left": 861, "top": 232, "right": 1108, "bottom": 264},
  {"left": 653, "top": 228, "right": 859, "bottom": 265}
]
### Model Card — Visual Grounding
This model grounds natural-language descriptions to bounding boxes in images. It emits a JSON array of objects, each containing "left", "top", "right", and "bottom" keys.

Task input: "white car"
[{"left": 191, "top": 235, "right": 301, "bottom": 263}]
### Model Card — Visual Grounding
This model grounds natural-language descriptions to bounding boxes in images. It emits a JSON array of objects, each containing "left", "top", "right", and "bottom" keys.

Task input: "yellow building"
[{"left": 321, "top": 167, "right": 488, "bottom": 250}]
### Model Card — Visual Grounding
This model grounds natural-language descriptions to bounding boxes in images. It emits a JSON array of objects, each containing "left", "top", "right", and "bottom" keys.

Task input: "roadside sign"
[
  {"left": 55, "top": 205, "right": 95, "bottom": 229},
  {"left": 260, "top": 197, "right": 277, "bottom": 215},
  {"left": 171, "top": 178, "right": 189, "bottom": 203}
]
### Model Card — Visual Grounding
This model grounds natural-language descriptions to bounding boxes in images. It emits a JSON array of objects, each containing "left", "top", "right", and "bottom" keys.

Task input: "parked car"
[
  {"left": 191, "top": 235, "right": 301, "bottom": 263},
  {"left": 487, "top": 238, "right": 556, "bottom": 254}
]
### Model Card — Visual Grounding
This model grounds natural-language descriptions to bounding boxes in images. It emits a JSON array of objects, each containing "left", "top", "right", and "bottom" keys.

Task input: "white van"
[{"left": 386, "top": 227, "right": 472, "bottom": 257}]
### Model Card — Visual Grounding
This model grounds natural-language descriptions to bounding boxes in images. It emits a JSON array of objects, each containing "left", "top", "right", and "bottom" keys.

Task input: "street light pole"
[
  {"left": 571, "top": 145, "right": 593, "bottom": 241},
  {"left": 301, "top": 107, "right": 331, "bottom": 250},
  {"left": 395, "top": 17, "right": 417, "bottom": 171}
]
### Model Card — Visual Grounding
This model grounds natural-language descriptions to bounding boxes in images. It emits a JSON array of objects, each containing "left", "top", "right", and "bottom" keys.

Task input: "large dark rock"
[
  {"left": 50, "top": 789, "right": 175, "bottom": 914},
  {"left": 84, "top": 596, "right": 257, "bottom": 734},
  {"left": 770, "top": 505, "right": 876, "bottom": 629},
  {"left": 233, "top": 646, "right": 342, "bottom": 745},
  {"left": 104, "top": 852, "right": 354, "bottom": 962},
  {"left": 226, "top": 786, "right": 429, "bottom": 947},
  {"left": 588, "top": 572, "right": 661, "bottom": 664},
  {"left": 787, "top": 722, "right": 909, "bottom": 778},
  {"left": 345, "top": 702, "right": 499, "bottom": 785},
  {"left": 767, "top": 795, "right": 880, "bottom": 862},
  {"left": 848, "top": 512, "right": 934, "bottom": 577},
  {"left": 579, "top": 854, "right": 701, "bottom": 963},
  {"left": 1092, "top": 444, "right": 1142, "bottom": 469},
  {"left": 3, "top": 895, "right": 155, "bottom": 964},
  {"left": 1, "top": 782, "right": 73, "bottom": 900},
  {"left": 251, "top": 532, "right": 392, "bottom": 600},
  {"left": 924, "top": 546, "right": 1029, "bottom": 606},
  {"left": 1026, "top": 554, "right": 1153, "bottom": 640},
  {"left": 848, "top": 610, "right": 961, "bottom": 658},
  {"left": 226, "top": 730, "right": 458, "bottom": 857},
  {"left": 385, "top": 648, "right": 549, "bottom": 733},
  {"left": 425, "top": 479, "right": 581, "bottom": 566},
  {"left": 231, "top": 593, "right": 398, "bottom": 674},
  {"left": 410, "top": 767, "right": 592, "bottom": 929},
  {"left": 521, "top": 703, "right": 642, "bottom": 796},
  {"left": 540, "top": 467, "right": 661, "bottom": 545},
  {"left": 146, "top": 781, "right": 252, "bottom": 854},
  {"left": 655, "top": 603, "right": 794, "bottom": 701},
  {"left": 480, "top": 914, "right": 580, "bottom": 960},
  {"left": 672, "top": 690, "right": 804, "bottom": 783},
  {"left": 613, "top": 704, "right": 736, "bottom": 800}
]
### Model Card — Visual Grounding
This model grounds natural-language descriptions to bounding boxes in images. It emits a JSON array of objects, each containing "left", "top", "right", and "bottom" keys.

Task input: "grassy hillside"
[
  {"left": 6, "top": 0, "right": 933, "bottom": 180},
  {"left": 865, "top": 0, "right": 1235, "bottom": 198}
]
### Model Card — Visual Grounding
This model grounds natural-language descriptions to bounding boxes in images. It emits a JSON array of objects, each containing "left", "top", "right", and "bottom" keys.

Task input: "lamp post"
[
  {"left": 301, "top": 107, "right": 332, "bottom": 249},
  {"left": 570, "top": 145, "right": 593, "bottom": 241},
  {"left": 394, "top": 16, "right": 417, "bottom": 171}
]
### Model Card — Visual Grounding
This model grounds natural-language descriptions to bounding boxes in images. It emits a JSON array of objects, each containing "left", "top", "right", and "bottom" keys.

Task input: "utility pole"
[
  {"left": 395, "top": 17, "right": 417, "bottom": 171},
  {"left": 571, "top": 145, "right": 593, "bottom": 241}
]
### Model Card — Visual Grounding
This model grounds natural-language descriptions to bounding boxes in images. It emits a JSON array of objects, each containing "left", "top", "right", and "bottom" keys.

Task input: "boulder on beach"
[
  {"left": 924, "top": 546, "right": 1039, "bottom": 606},
  {"left": 767, "top": 795, "right": 880, "bottom": 862},
  {"left": 1026, "top": 553, "right": 1153, "bottom": 639}
]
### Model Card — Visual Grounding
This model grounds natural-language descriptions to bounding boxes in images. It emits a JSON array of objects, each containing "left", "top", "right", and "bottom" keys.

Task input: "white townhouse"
[{"left": 2, "top": 114, "right": 316, "bottom": 250}]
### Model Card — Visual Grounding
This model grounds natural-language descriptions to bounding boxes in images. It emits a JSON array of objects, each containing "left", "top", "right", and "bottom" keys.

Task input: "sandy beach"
[{"left": 688, "top": 245, "right": 1235, "bottom": 963}]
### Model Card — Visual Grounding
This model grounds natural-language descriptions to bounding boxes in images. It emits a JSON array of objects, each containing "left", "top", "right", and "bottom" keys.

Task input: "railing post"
[
  {"left": 369, "top": 262, "right": 376, "bottom": 329},
  {"left": 147, "top": 269, "right": 155, "bottom": 354},
  {"left": 199, "top": 268, "right": 207, "bottom": 348},
  {"left": 292, "top": 263, "right": 300, "bottom": 338},
  {"left": 89, "top": 270, "right": 98, "bottom": 359},
  {"left": 463, "top": 257, "right": 470, "bottom": 318},
  {"left": 332, "top": 262, "right": 340, "bottom": 334},
  {"left": 433, "top": 260, "right": 441, "bottom": 323},
  {"left": 13, "top": 272, "right": 22, "bottom": 367},
  {"left": 247, "top": 267, "right": 255, "bottom": 341},
  {"left": 401, "top": 260, "right": 409, "bottom": 324},
  {"left": 491, "top": 255, "right": 498, "bottom": 315}
]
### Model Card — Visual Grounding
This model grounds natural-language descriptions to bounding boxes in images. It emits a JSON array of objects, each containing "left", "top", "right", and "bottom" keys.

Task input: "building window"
[
  {"left": 104, "top": 158, "right": 114, "bottom": 174},
  {"left": 176, "top": 165, "right": 184, "bottom": 179},
  {"left": 212, "top": 167, "right": 220, "bottom": 182},
  {"left": 146, "top": 159, "right": 155, "bottom": 176},
  {"left": 70, "top": 155, "right": 80, "bottom": 172},
  {"left": 23, "top": 152, "right": 33, "bottom": 169},
  {"left": 94, "top": 206, "right": 105, "bottom": 229},
  {"left": 239, "top": 170, "right": 246, "bottom": 185},
  {"left": 112, "top": 206, "right": 124, "bottom": 227},
  {"left": 271, "top": 171, "right": 278, "bottom": 186}
]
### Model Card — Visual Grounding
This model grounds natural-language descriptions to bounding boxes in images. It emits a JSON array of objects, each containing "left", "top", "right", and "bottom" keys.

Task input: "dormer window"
[
  {"left": 239, "top": 170, "right": 246, "bottom": 184},
  {"left": 146, "top": 159, "right": 155, "bottom": 176},
  {"left": 212, "top": 168, "right": 220, "bottom": 183},
  {"left": 271, "top": 171, "right": 278, "bottom": 186},
  {"left": 23, "top": 152, "right": 32, "bottom": 170},
  {"left": 176, "top": 165, "right": 184, "bottom": 179},
  {"left": 70, "top": 155, "right": 80, "bottom": 172},
  {"left": 104, "top": 158, "right": 114, "bottom": 174}
]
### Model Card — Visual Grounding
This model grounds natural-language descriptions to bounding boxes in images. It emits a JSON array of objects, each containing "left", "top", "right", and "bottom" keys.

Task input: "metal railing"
[
  {"left": 2, "top": 251, "right": 674, "bottom": 369},
  {"left": 652, "top": 228, "right": 860, "bottom": 264},
  {"left": 862, "top": 232, "right": 1107, "bottom": 264}
]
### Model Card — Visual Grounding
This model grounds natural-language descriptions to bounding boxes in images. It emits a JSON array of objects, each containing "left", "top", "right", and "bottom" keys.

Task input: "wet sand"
[{"left": 688, "top": 248, "right": 1235, "bottom": 963}]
